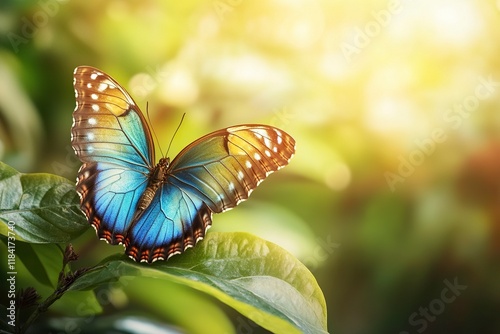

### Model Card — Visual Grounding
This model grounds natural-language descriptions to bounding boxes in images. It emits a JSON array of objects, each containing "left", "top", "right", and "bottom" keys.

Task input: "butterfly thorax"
[{"left": 135, "top": 158, "right": 170, "bottom": 218}]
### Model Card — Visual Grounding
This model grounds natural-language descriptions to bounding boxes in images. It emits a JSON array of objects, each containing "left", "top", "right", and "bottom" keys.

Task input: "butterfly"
[{"left": 71, "top": 66, "right": 295, "bottom": 263}]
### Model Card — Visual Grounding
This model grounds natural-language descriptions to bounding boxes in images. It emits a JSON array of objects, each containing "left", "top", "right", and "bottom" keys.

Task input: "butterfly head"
[
  {"left": 158, "top": 157, "right": 170, "bottom": 168},
  {"left": 147, "top": 157, "right": 170, "bottom": 185}
]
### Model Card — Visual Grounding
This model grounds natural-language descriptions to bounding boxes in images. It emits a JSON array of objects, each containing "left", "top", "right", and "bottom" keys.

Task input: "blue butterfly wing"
[
  {"left": 125, "top": 125, "right": 295, "bottom": 262},
  {"left": 126, "top": 183, "right": 211, "bottom": 262},
  {"left": 71, "top": 66, "right": 155, "bottom": 244}
]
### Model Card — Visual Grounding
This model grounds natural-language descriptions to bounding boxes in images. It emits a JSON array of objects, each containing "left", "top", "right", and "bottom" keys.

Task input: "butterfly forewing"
[
  {"left": 72, "top": 66, "right": 155, "bottom": 168},
  {"left": 167, "top": 125, "right": 295, "bottom": 213},
  {"left": 72, "top": 66, "right": 155, "bottom": 244}
]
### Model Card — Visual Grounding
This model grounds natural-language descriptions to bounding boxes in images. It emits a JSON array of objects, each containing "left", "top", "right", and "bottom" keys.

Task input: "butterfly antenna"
[
  {"left": 146, "top": 102, "right": 165, "bottom": 158},
  {"left": 165, "top": 113, "right": 186, "bottom": 158}
]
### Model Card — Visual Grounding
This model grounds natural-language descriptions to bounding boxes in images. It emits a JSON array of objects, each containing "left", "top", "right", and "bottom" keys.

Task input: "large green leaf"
[
  {"left": 11, "top": 241, "right": 62, "bottom": 287},
  {"left": 0, "top": 162, "right": 88, "bottom": 243},
  {"left": 125, "top": 277, "right": 236, "bottom": 334},
  {"left": 70, "top": 232, "right": 328, "bottom": 334}
]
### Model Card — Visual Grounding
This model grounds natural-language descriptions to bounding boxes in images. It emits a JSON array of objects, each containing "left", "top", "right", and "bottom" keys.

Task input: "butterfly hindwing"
[{"left": 125, "top": 181, "right": 212, "bottom": 262}]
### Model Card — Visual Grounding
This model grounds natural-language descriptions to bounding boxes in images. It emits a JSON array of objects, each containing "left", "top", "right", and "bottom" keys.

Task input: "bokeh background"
[{"left": 1, "top": 0, "right": 500, "bottom": 333}]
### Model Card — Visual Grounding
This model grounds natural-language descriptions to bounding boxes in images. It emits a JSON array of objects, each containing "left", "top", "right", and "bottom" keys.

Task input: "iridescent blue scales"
[{"left": 71, "top": 66, "right": 295, "bottom": 263}]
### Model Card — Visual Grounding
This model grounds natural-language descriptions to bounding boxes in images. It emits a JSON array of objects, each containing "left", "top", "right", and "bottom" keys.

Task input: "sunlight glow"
[
  {"left": 325, "top": 163, "right": 351, "bottom": 191},
  {"left": 364, "top": 64, "right": 421, "bottom": 134},
  {"left": 365, "top": 97, "right": 419, "bottom": 134},
  {"left": 391, "top": 0, "right": 484, "bottom": 48},
  {"left": 158, "top": 65, "right": 199, "bottom": 107},
  {"left": 427, "top": 0, "right": 484, "bottom": 47}
]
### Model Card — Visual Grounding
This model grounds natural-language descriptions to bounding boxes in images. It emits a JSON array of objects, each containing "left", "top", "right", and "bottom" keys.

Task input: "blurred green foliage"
[{"left": 1, "top": 0, "right": 500, "bottom": 333}]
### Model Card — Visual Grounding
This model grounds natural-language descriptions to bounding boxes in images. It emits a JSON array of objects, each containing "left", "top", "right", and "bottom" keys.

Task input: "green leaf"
[
  {"left": 12, "top": 241, "right": 61, "bottom": 287},
  {"left": 70, "top": 232, "right": 328, "bottom": 334},
  {"left": 51, "top": 290, "right": 102, "bottom": 317},
  {"left": 0, "top": 161, "right": 88, "bottom": 243},
  {"left": 0, "top": 235, "right": 63, "bottom": 289},
  {"left": 125, "top": 277, "right": 236, "bottom": 334}
]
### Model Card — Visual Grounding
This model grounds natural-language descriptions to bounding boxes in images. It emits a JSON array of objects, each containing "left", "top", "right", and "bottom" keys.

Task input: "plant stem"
[
  {"left": 18, "top": 287, "right": 66, "bottom": 334},
  {"left": 18, "top": 265, "right": 105, "bottom": 334}
]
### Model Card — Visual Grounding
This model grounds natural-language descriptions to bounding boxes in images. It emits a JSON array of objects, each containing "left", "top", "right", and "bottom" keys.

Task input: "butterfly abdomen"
[{"left": 134, "top": 158, "right": 169, "bottom": 219}]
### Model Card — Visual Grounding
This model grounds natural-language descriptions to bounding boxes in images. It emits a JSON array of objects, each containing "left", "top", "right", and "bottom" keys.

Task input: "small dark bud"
[
  {"left": 18, "top": 287, "right": 41, "bottom": 308},
  {"left": 63, "top": 244, "right": 79, "bottom": 265}
]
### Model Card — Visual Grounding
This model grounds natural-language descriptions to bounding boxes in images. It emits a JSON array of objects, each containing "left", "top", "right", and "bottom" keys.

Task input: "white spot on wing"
[
  {"left": 91, "top": 93, "right": 98, "bottom": 100},
  {"left": 254, "top": 153, "right": 261, "bottom": 160},
  {"left": 88, "top": 117, "right": 97, "bottom": 125},
  {"left": 254, "top": 128, "right": 268, "bottom": 138},
  {"left": 238, "top": 171, "right": 244, "bottom": 180},
  {"left": 97, "top": 83, "right": 108, "bottom": 92},
  {"left": 245, "top": 160, "right": 252, "bottom": 169},
  {"left": 263, "top": 137, "right": 272, "bottom": 148},
  {"left": 265, "top": 149, "right": 271, "bottom": 157},
  {"left": 90, "top": 73, "right": 98, "bottom": 80},
  {"left": 167, "top": 251, "right": 181, "bottom": 260},
  {"left": 92, "top": 104, "right": 99, "bottom": 111},
  {"left": 87, "top": 83, "right": 92, "bottom": 88}
]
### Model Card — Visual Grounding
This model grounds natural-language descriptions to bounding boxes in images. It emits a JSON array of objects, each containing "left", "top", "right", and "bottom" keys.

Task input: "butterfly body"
[
  {"left": 71, "top": 66, "right": 295, "bottom": 263},
  {"left": 136, "top": 158, "right": 169, "bottom": 216}
]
